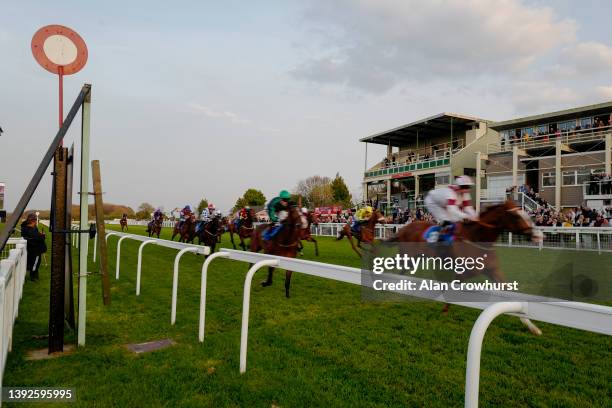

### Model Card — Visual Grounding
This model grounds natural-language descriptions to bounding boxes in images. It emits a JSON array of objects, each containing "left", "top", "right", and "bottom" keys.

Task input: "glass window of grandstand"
[
  {"left": 521, "top": 127, "right": 534, "bottom": 140},
  {"left": 576, "top": 168, "right": 603, "bottom": 185},
  {"left": 558, "top": 120, "right": 575, "bottom": 134},
  {"left": 542, "top": 172, "right": 555, "bottom": 187},
  {"left": 500, "top": 130, "right": 511, "bottom": 146},
  {"left": 514, "top": 128, "right": 521, "bottom": 141},
  {"left": 579, "top": 117, "right": 592, "bottom": 130},
  {"left": 435, "top": 172, "right": 450, "bottom": 186},
  {"left": 536, "top": 124, "right": 547, "bottom": 137}
]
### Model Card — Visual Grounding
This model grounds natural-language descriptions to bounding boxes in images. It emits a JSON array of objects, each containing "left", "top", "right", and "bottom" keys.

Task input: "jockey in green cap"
[{"left": 264, "top": 190, "right": 293, "bottom": 240}]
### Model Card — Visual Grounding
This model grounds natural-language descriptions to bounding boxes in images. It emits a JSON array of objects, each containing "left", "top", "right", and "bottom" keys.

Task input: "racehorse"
[
  {"left": 250, "top": 206, "right": 302, "bottom": 298},
  {"left": 171, "top": 215, "right": 196, "bottom": 243},
  {"left": 146, "top": 217, "right": 162, "bottom": 238},
  {"left": 387, "top": 200, "right": 543, "bottom": 335},
  {"left": 120, "top": 215, "right": 128, "bottom": 232},
  {"left": 229, "top": 209, "right": 255, "bottom": 250},
  {"left": 195, "top": 216, "right": 222, "bottom": 253},
  {"left": 336, "top": 209, "right": 386, "bottom": 258},
  {"left": 298, "top": 212, "right": 319, "bottom": 256}
]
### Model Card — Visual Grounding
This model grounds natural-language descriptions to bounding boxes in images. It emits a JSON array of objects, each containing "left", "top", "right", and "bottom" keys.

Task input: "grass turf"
[{"left": 1, "top": 223, "right": 611, "bottom": 407}]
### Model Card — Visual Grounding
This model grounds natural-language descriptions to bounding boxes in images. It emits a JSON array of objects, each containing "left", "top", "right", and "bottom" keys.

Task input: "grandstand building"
[{"left": 361, "top": 102, "right": 612, "bottom": 212}]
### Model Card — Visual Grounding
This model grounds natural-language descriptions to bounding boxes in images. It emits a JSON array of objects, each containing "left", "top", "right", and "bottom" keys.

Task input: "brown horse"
[
  {"left": 298, "top": 212, "right": 319, "bottom": 256},
  {"left": 337, "top": 210, "right": 386, "bottom": 257},
  {"left": 229, "top": 210, "right": 256, "bottom": 250},
  {"left": 388, "top": 200, "right": 543, "bottom": 335},
  {"left": 171, "top": 215, "right": 196, "bottom": 243},
  {"left": 195, "top": 216, "right": 222, "bottom": 253},
  {"left": 250, "top": 206, "right": 302, "bottom": 298},
  {"left": 146, "top": 217, "right": 162, "bottom": 238},
  {"left": 120, "top": 215, "right": 128, "bottom": 232}
]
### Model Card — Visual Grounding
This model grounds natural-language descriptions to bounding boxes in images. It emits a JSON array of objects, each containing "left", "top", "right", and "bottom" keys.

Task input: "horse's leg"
[
  {"left": 336, "top": 228, "right": 345, "bottom": 241},
  {"left": 285, "top": 270, "right": 292, "bottom": 298},
  {"left": 311, "top": 237, "right": 319, "bottom": 256},
  {"left": 239, "top": 235, "right": 246, "bottom": 251},
  {"left": 489, "top": 268, "right": 542, "bottom": 336},
  {"left": 298, "top": 240, "right": 304, "bottom": 256},
  {"left": 230, "top": 231, "right": 237, "bottom": 249},
  {"left": 261, "top": 266, "right": 273, "bottom": 287},
  {"left": 346, "top": 233, "right": 362, "bottom": 258}
]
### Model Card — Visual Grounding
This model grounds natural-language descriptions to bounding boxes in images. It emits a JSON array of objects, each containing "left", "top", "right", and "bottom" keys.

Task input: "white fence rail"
[
  {"left": 107, "top": 219, "right": 175, "bottom": 228},
  {"left": 103, "top": 231, "right": 612, "bottom": 408},
  {"left": 0, "top": 239, "right": 28, "bottom": 393},
  {"left": 104, "top": 232, "right": 209, "bottom": 325},
  {"left": 308, "top": 223, "right": 612, "bottom": 252}
]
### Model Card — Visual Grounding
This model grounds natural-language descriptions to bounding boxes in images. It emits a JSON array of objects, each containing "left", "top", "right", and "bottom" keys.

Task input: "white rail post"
[
  {"left": 115, "top": 236, "right": 130, "bottom": 280},
  {"left": 465, "top": 302, "right": 525, "bottom": 408},
  {"left": 240, "top": 259, "right": 280, "bottom": 373},
  {"left": 93, "top": 231, "right": 98, "bottom": 262},
  {"left": 136, "top": 240, "right": 158, "bottom": 295},
  {"left": 508, "top": 232, "right": 512, "bottom": 246},
  {"left": 199, "top": 251, "right": 230, "bottom": 342},
  {"left": 575, "top": 231, "right": 580, "bottom": 250},
  {"left": 597, "top": 231, "right": 601, "bottom": 255},
  {"left": 171, "top": 247, "right": 200, "bottom": 325}
]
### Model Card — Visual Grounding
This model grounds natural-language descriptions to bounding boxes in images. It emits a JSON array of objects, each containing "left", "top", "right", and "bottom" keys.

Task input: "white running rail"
[
  {"left": 0, "top": 239, "right": 28, "bottom": 394},
  {"left": 198, "top": 248, "right": 612, "bottom": 408},
  {"left": 99, "top": 231, "right": 612, "bottom": 407}
]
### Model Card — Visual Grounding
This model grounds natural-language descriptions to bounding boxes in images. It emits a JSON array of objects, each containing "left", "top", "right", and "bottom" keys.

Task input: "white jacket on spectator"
[{"left": 425, "top": 186, "right": 477, "bottom": 223}]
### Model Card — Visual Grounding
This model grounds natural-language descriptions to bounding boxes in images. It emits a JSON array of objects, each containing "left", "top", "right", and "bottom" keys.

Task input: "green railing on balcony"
[{"left": 364, "top": 158, "right": 450, "bottom": 178}]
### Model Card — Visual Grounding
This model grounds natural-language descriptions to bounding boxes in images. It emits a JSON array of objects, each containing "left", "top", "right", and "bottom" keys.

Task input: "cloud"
[
  {"left": 562, "top": 41, "right": 612, "bottom": 74},
  {"left": 292, "top": 0, "right": 576, "bottom": 93},
  {"left": 188, "top": 103, "right": 252, "bottom": 125},
  {"left": 510, "top": 81, "right": 578, "bottom": 114},
  {"left": 595, "top": 85, "right": 612, "bottom": 100}
]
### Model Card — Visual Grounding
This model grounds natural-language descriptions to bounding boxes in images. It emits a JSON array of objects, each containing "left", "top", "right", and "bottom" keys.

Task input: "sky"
[{"left": 2, "top": 0, "right": 612, "bottom": 214}]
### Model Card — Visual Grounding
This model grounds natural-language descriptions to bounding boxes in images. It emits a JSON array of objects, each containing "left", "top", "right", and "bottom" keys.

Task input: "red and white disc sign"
[{"left": 31, "top": 25, "right": 87, "bottom": 75}]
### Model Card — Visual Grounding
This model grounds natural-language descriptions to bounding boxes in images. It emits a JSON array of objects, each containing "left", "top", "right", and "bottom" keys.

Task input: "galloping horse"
[
  {"left": 146, "top": 217, "right": 163, "bottom": 238},
  {"left": 336, "top": 209, "right": 386, "bottom": 258},
  {"left": 298, "top": 212, "right": 319, "bottom": 256},
  {"left": 250, "top": 206, "right": 302, "bottom": 298},
  {"left": 388, "top": 200, "right": 543, "bottom": 335},
  {"left": 229, "top": 209, "right": 255, "bottom": 250},
  {"left": 195, "top": 216, "right": 222, "bottom": 253},
  {"left": 120, "top": 215, "right": 128, "bottom": 232},
  {"left": 171, "top": 215, "right": 196, "bottom": 243}
]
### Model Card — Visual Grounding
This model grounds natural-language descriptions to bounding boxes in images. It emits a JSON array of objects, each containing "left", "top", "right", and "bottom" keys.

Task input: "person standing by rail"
[{"left": 20, "top": 212, "right": 46, "bottom": 281}]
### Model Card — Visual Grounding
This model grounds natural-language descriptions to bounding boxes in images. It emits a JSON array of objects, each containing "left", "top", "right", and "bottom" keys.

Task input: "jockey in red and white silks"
[{"left": 425, "top": 175, "right": 478, "bottom": 223}]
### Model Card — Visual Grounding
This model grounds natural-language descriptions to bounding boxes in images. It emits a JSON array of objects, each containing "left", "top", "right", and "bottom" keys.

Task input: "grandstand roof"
[
  {"left": 491, "top": 101, "right": 612, "bottom": 131},
  {"left": 359, "top": 113, "right": 488, "bottom": 146}
]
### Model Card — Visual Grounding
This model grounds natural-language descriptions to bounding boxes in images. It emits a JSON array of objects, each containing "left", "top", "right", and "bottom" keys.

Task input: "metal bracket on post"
[{"left": 239, "top": 259, "right": 280, "bottom": 373}]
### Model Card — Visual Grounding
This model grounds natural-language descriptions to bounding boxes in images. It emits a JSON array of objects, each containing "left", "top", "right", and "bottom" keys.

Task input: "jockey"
[
  {"left": 263, "top": 190, "right": 292, "bottom": 240},
  {"left": 153, "top": 208, "right": 163, "bottom": 221},
  {"left": 351, "top": 206, "right": 373, "bottom": 234},
  {"left": 200, "top": 205, "right": 211, "bottom": 222},
  {"left": 424, "top": 175, "right": 477, "bottom": 242},
  {"left": 179, "top": 205, "right": 192, "bottom": 228},
  {"left": 236, "top": 206, "right": 251, "bottom": 229},
  {"left": 208, "top": 203, "right": 217, "bottom": 218}
]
